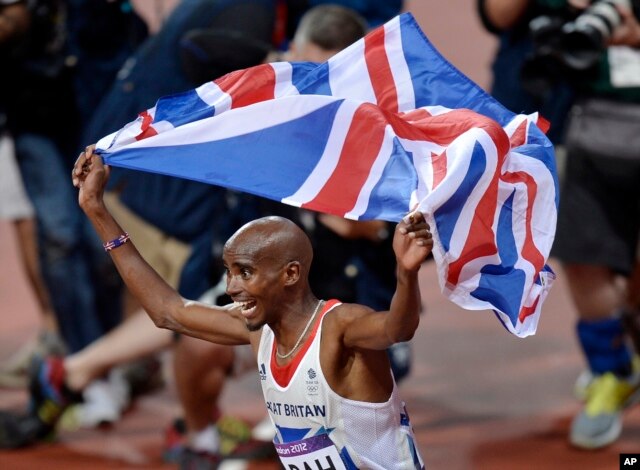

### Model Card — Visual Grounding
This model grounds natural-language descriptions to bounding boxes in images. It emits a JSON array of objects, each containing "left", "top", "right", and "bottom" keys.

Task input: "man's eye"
[{"left": 241, "top": 269, "right": 251, "bottom": 278}]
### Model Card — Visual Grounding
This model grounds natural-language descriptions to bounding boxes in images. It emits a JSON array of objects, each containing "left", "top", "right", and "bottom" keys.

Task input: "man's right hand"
[{"left": 72, "top": 145, "right": 110, "bottom": 212}]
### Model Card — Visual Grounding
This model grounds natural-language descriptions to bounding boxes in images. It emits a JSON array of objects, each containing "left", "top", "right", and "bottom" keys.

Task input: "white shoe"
[{"left": 76, "top": 369, "right": 130, "bottom": 428}]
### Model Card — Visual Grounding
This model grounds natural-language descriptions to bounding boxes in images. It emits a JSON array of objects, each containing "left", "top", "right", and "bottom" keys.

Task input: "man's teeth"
[{"left": 235, "top": 302, "right": 257, "bottom": 317}]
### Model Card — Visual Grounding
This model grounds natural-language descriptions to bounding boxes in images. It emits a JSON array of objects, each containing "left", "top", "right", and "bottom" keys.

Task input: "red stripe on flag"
[
  {"left": 136, "top": 127, "right": 158, "bottom": 140},
  {"left": 365, "top": 27, "right": 399, "bottom": 113},
  {"left": 537, "top": 115, "right": 550, "bottom": 134},
  {"left": 431, "top": 151, "right": 447, "bottom": 189},
  {"left": 215, "top": 64, "right": 276, "bottom": 110},
  {"left": 302, "top": 103, "right": 386, "bottom": 215},
  {"left": 509, "top": 119, "right": 528, "bottom": 148},
  {"left": 502, "top": 170, "right": 545, "bottom": 275},
  {"left": 518, "top": 296, "right": 540, "bottom": 322},
  {"left": 400, "top": 108, "right": 432, "bottom": 122},
  {"left": 391, "top": 109, "right": 511, "bottom": 151},
  {"left": 135, "top": 111, "right": 157, "bottom": 141}
]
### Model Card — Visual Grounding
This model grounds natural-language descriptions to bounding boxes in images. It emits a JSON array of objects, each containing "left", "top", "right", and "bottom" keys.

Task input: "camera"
[
  {"left": 521, "top": 0, "right": 638, "bottom": 95},
  {"left": 560, "top": 0, "right": 630, "bottom": 70}
]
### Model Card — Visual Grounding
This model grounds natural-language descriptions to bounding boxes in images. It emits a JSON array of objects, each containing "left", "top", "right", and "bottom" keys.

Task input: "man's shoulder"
[{"left": 323, "top": 301, "right": 372, "bottom": 328}]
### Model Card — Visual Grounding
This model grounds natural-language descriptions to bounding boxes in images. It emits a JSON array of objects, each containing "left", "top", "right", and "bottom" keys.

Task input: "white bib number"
[{"left": 275, "top": 433, "right": 347, "bottom": 470}]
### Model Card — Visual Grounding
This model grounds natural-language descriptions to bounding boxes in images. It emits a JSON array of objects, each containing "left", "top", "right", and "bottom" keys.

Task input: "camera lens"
[
  {"left": 529, "top": 15, "right": 566, "bottom": 53},
  {"left": 559, "top": 0, "right": 630, "bottom": 70}
]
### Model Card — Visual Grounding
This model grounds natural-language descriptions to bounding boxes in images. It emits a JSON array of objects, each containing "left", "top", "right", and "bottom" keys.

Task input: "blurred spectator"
[
  {"left": 0, "top": 133, "right": 65, "bottom": 388},
  {"left": 480, "top": 0, "right": 640, "bottom": 450},
  {"left": 0, "top": 0, "right": 66, "bottom": 387},
  {"left": 82, "top": 0, "right": 277, "bottom": 430},
  {"left": 0, "top": 0, "right": 279, "bottom": 454},
  {"left": 5, "top": 0, "right": 146, "bottom": 353},
  {"left": 477, "top": 0, "right": 574, "bottom": 145},
  {"left": 0, "top": 0, "right": 28, "bottom": 44},
  {"left": 3, "top": 0, "right": 147, "bottom": 427},
  {"left": 283, "top": 0, "right": 403, "bottom": 36},
  {"left": 551, "top": 0, "right": 640, "bottom": 449}
]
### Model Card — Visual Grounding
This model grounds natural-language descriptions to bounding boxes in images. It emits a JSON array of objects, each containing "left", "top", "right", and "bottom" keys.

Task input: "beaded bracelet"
[{"left": 103, "top": 233, "right": 130, "bottom": 252}]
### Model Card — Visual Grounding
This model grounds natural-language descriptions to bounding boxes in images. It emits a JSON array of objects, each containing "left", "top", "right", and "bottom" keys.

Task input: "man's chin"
[{"left": 245, "top": 320, "right": 264, "bottom": 332}]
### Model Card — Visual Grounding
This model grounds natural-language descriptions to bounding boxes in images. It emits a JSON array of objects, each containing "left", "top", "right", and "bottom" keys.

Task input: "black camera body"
[
  {"left": 522, "top": 0, "right": 639, "bottom": 95},
  {"left": 534, "top": 0, "right": 632, "bottom": 71}
]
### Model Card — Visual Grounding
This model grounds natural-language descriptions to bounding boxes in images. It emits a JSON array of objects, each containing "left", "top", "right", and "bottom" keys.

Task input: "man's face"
[{"left": 222, "top": 240, "right": 286, "bottom": 331}]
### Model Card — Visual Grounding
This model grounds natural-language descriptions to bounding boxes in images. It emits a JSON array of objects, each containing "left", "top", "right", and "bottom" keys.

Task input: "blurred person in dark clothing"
[
  {"left": 479, "top": 0, "right": 640, "bottom": 450},
  {"left": 0, "top": 0, "right": 66, "bottom": 388}
]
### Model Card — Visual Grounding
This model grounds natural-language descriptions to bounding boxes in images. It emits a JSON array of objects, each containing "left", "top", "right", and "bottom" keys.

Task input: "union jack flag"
[{"left": 95, "top": 13, "right": 558, "bottom": 337}]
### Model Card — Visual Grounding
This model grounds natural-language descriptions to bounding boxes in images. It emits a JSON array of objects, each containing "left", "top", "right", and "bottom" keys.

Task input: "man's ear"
[{"left": 284, "top": 261, "right": 300, "bottom": 286}]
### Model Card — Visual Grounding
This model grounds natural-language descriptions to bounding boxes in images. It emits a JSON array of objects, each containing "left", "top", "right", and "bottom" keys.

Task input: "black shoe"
[
  {"left": 0, "top": 411, "right": 53, "bottom": 449},
  {"left": 0, "top": 356, "right": 82, "bottom": 449}
]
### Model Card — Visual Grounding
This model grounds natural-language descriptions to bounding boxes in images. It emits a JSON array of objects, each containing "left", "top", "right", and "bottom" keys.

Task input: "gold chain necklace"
[{"left": 276, "top": 300, "right": 323, "bottom": 360}]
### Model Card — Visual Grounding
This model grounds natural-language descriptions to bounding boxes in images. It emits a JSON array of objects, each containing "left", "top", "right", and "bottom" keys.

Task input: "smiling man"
[{"left": 69, "top": 147, "right": 430, "bottom": 469}]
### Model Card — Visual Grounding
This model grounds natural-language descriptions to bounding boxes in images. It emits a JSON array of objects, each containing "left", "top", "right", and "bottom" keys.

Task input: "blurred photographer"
[
  {"left": 480, "top": 0, "right": 640, "bottom": 451},
  {"left": 478, "top": 0, "right": 575, "bottom": 144},
  {"left": 520, "top": 1, "right": 640, "bottom": 92}
]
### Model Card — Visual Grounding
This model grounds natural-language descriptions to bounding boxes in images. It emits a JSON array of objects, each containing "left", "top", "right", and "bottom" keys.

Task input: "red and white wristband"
[{"left": 103, "top": 233, "right": 130, "bottom": 252}]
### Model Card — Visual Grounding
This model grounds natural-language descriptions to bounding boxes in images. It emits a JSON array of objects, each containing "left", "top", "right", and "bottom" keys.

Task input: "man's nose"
[{"left": 226, "top": 275, "right": 241, "bottom": 296}]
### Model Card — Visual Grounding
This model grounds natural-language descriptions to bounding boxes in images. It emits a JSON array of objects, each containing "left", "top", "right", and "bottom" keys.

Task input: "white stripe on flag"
[
  {"left": 151, "top": 120, "right": 175, "bottom": 134},
  {"left": 271, "top": 62, "right": 298, "bottom": 98},
  {"left": 97, "top": 109, "right": 153, "bottom": 151},
  {"left": 384, "top": 16, "right": 416, "bottom": 112},
  {"left": 104, "top": 96, "right": 336, "bottom": 150},
  {"left": 281, "top": 99, "right": 360, "bottom": 206},
  {"left": 327, "top": 41, "right": 377, "bottom": 105},
  {"left": 502, "top": 114, "right": 530, "bottom": 140},
  {"left": 424, "top": 105, "right": 455, "bottom": 116},
  {"left": 195, "top": 82, "right": 231, "bottom": 115},
  {"left": 96, "top": 129, "right": 119, "bottom": 151},
  {"left": 400, "top": 137, "right": 444, "bottom": 200}
]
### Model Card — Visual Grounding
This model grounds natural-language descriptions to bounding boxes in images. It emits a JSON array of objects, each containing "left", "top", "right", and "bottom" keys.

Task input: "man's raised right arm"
[{"left": 72, "top": 147, "right": 250, "bottom": 345}]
